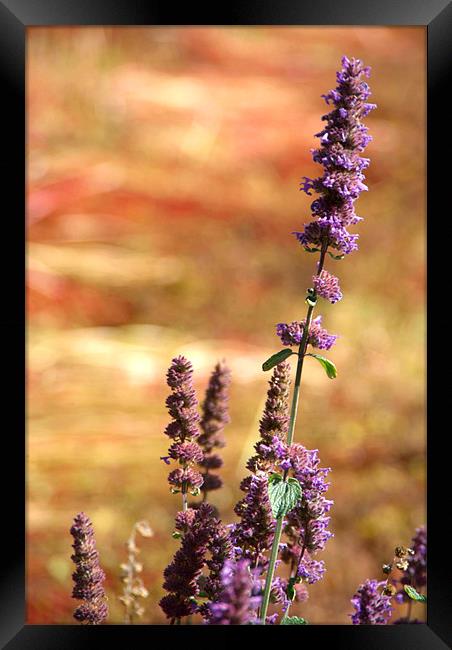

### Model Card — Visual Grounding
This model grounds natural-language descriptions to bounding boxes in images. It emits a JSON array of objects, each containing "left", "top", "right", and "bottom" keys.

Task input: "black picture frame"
[{"left": 1, "top": 0, "right": 450, "bottom": 647}]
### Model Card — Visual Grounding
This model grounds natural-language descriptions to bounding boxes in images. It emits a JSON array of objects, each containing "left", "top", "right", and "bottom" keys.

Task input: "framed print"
[{"left": 1, "top": 0, "right": 451, "bottom": 647}]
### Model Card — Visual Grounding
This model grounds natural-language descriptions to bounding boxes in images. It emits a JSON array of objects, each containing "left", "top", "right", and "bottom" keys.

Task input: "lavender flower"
[
  {"left": 280, "top": 444, "right": 333, "bottom": 586},
  {"left": 232, "top": 364, "right": 291, "bottom": 572},
  {"left": 70, "top": 512, "right": 108, "bottom": 625},
  {"left": 276, "top": 316, "right": 337, "bottom": 350},
  {"left": 198, "top": 361, "right": 231, "bottom": 500},
  {"left": 270, "top": 576, "right": 291, "bottom": 613},
  {"left": 163, "top": 356, "right": 203, "bottom": 498},
  {"left": 160, "top": 503, "right": 218, "bottom": 621},
  {"left": 232, "top": 474, "right": 276, "bottom": 570},
  {"left": 203, "top": 518, "right": 234, "bottom": 604},
  {"left": 313, "top": 269, "right": 342, "bottom": 303},
  {"left": 247, "top": 362, "right": 291, "bottom": 473},
  {"left": 295, "top": 56, "right": 376, "bottom": 256},
  {"left": 350, "top": 579, "right": 393, "bottom": 625},
  {"left": 208, "top": 559, "right": 261, "bottom": 625}
]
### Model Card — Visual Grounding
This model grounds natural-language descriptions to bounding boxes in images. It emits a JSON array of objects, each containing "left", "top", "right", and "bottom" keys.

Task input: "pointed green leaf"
[
  {"left": 404, "top": 585, "right": 427, "bottom": 602},
  {"left": 304, "top": 247, "right": 321, "bottom": 253},
  {"left": 281, "top": 616, "right": 308, "bottom": 625},
  {"left": 328, "top": 251, "right": 345, "bottom": 260},
  {"left": 262, "top": 349, "right": 294, "bottom": 372},
  {"left": 268, "top": 476, "right": 302, "bottom": 519},
  {"left": 307, "top": 353, "right": 337, "bottom": 379}
]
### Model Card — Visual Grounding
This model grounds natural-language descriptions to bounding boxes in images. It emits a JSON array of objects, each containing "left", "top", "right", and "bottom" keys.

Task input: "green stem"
[
  {"left": 259, "top": 517, "right": 283, "bottom": 622},
  {"left": 281, "top": 537, "right": 308, "bottom": 621},
  {"left": 260, "top": 243, "right": 328, "bottom": 624}
]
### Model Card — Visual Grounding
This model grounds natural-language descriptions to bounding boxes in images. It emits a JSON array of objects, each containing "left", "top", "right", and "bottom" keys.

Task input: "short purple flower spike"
[
  {"left": 350, "top": 579, "right": 393, "bottom": 625},
  {"left": 163, "top": 356, "right": 204, "bottom": 494},
  {"left": 70, "top": 512, "right": 108, "bottom": 625}
]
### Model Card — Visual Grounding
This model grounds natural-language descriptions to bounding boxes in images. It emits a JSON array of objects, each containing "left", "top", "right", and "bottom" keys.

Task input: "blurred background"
[{"left": 27, "top": 26, "right": 426, "bottom": 624}]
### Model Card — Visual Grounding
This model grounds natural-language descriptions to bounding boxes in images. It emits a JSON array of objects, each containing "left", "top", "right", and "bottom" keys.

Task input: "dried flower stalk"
[{"left": 119, "top": 520, "right": 153, "bottom": 624}]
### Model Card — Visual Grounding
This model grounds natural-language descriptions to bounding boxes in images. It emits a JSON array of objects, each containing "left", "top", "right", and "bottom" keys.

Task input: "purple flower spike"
[
  {"left": 208, "top": 559, "right": 261, "bottom": 625},
  {"left": 296, "top": 56, "right": 375, "bottom": 257},
  {"left": 280, "top": 444, "right": 333, "bottom": 594},
  {"left": 232, "top": 363, "right": 291, "bottom": 577},
  {"left": 70, "top": 512, "right": 108, "bottom": 625},
  {"left": 247, "top": 362, "right": 291, "bottom": 473},
  {"left": 160, "top": 503, "right": 223, "bottom": 621},
  {"left": 163, "top": 356, "right": 204, "bottom": 494},
  {"left": 350, "top": 579, "right": 393, "bottom": 625},
  {"left": 232, "top": 474, "right": 276, "bottom": 570},
  {"left": 198, "top": 361, "right": 232, "bottom": 498}
]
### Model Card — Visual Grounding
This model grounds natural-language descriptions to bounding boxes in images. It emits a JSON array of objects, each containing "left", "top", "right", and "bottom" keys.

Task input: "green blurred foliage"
[{"left": 27, "top": 26, "right": 425, "bottom": 624}]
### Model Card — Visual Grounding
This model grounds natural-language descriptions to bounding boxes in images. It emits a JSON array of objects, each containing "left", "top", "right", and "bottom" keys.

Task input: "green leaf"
[
  {"left": 281, "top": 616, "right": 308, "bottom": 625},
  {"left": 286, "top": 577, "right": 297, "bottom": 602},
  {"left": 268, "top": 476, "right": 302, "bottom": 519},
  {"left": 328, "top": 251, "right": 345, "bottom": 260},
  {"left": 404, "top": 585, "right": 427, "bottom": 602},
  {"left": 307, "top": 353, "right": 337, "bottom": 379},
  {"left": 304, "top": 247, "right": 321, "bottom": 253},
  {"left": 262, "top": 349, "right": 294, "bottom": 372}
]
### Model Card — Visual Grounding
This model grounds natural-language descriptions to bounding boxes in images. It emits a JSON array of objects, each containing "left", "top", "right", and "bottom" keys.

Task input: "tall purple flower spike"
[
  {"left": 294, "top": 55, "right": 376, "bottom": 257},
  {"left": 70, "top": 512, "right": 108, "bottom": 625},
  {"left": 198, "top": 361, "right": 232, "bottom": 498}
]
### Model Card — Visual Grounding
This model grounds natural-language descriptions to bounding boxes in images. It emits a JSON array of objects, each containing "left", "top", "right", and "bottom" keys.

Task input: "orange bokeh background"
[{"left": 27, "top": 26, "right": 426, "bottom": 624}]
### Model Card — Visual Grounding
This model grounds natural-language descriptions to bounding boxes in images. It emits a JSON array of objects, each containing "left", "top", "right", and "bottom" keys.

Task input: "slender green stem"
[
  {"left": 281, "top": 535, "right": 308, "bottom": 620},
  {"left": 260, "top": 243, "right": 328, "bottom": 624},
  {"left": 259, "top": 517, "right": 283, "bottom": 622}
]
